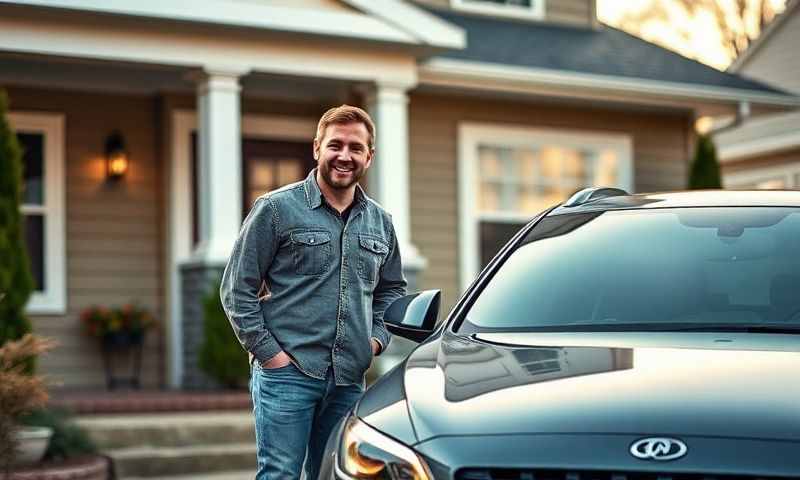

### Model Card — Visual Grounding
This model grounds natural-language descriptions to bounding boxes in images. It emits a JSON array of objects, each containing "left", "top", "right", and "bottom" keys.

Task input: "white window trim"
[
  {"left": 452, "top": 0, "right": 545, "bottom": 21},
  {"left": 458, "top": 123, "right": 633, "bottom": 292},
  {"left": 724, "top": 161, "right": 800, "bottom": 189},
  {"left": 166, "top": 110, "right": 316, "bottom": 387},
  {"left": 9, "top": 112, "right": 67, "bottom": 315}
]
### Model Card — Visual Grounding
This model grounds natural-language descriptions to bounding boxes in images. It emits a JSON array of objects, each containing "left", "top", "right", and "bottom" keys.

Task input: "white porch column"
[
  {"left": 176, "top": 67, "right": 248, "bottom": 388},
  {"left": 363, "top": 82, "right": 427, "bottom": 284},
  {"left": 192, "top": 67, "right": 249, "bottom": 264}
]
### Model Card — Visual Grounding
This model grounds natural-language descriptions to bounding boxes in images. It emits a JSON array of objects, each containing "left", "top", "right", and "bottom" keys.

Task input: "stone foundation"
[{"left": 179, "top": 262, "right": 225, "bottom": 390}]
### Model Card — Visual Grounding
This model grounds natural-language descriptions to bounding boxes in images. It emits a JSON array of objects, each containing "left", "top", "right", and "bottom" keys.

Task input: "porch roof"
[{"left": 0, "top": 0, "right": 466, "bottom": 51}]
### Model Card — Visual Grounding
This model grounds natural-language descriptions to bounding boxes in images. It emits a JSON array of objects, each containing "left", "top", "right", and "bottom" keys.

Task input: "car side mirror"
[{"left": 384, "top": 290, "right": 441, "bottom": 343}]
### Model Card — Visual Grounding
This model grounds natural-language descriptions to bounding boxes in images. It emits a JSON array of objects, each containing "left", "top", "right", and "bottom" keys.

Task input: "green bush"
[
  {"left": 20, "top": 408, "right": 97, "bottom": 461},
  {"left": 688, "top": 134, "right": 723, "bottom": 189},
  {"left": 199, "top": 282, "right": 250, "bottom": 388},
  {"left": 0, "top": 89, "right": 35, "bottom": 351}
]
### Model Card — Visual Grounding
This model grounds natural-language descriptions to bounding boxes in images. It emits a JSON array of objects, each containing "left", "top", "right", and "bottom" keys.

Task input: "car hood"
[{"left": 402, "top": 330, "right": 800, "bottom": 443}]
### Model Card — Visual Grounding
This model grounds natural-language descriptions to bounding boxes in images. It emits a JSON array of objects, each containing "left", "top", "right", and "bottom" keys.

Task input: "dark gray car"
[{"left": 319, "top": 189, "right": 800, "bottom": 480}]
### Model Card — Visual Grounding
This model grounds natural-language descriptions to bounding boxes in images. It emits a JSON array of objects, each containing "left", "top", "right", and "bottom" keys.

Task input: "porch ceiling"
[
  {"left": 0, "top": 53, "right": 192, "bottom": 95},
  {"left": 0, "top": 53, "right": 357, "bottom": 104}
]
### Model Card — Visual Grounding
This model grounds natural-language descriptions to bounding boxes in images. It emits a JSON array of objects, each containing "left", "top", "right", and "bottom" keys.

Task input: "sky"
[{"left": 597, "top": 0, "right": 788, "bottom": 70}]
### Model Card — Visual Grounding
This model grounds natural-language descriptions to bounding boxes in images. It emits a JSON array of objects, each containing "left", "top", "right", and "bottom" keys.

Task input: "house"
[
  {"left": 2, "top": 0, "right": 797, "bottom": 391},
  {"left": 715, "top": 0, "right": 800, "bottom": 189}
]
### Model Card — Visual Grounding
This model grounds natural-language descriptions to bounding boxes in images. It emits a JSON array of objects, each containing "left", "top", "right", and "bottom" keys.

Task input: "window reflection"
[
  {"left": 19, "top": 133, "right": 44, "bottom": 206},
  {"left": 17, "top": 132, "right": 46, "bottom": 293},
  {"left": 438, "top": 334, "right": 633, "bottom": 402}
]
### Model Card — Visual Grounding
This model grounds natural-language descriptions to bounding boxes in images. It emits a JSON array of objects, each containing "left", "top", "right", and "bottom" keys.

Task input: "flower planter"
[
  {"left": 12, "top": 426, "right": 53, "bottom": 466},
  {"left": 101, "top": 332, "right": 144, "bottom": 390},
  {"left": 102, "top": 331, "right": 143, "bottom": 349},
  {"left": 81, "top": 304, "right": 155, "bottom": 390}
]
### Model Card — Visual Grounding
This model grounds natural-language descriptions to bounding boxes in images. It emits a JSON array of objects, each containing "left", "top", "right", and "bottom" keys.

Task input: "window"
[
  {"left": 452, "top": 0, "right": 545, "bottom": 20},
  {"left": 9, "top": 113, "right": 66, "bottom": 314},
  {"left": 459, "top": 124, "right": 632, "bottom": 291}
]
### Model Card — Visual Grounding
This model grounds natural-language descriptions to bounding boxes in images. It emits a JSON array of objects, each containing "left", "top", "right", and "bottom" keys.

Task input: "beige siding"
[
  {"left": 409, "top": 93, "right": 690, "bottom": 311},
  {"left": 411, "top": 0, "right": 595, "bottom": 26},
  {"left": 8, "top": 87, "right": 164, "bottom": 390},
  {"left": 723, "top": 148, "right": 800, "bottom": 174},
  {"left": 546, "top": 0, "right": 593, "bottom": 27},
  {"left": 739, "top": 8, "right": 800, "bottom": 94},
  {"left": 412, "top": 0, "right": 449, "bottom": 8}
]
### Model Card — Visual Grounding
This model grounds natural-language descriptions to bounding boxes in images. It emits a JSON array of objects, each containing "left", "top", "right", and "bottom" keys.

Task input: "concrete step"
[
  {"left": 110, "top": 443, "right": 257, "bottom": 478},
  {"left": 125, "top": 470, "right": 255, "bottom": 480},
  {"left": 75, "top": 412, "right": 255, "bottom": 449}
]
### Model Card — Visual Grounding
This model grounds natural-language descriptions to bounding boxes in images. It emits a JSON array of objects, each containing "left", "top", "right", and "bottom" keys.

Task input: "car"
[{"left": 318, "top": 188, "right": 800, "bottom": 480}]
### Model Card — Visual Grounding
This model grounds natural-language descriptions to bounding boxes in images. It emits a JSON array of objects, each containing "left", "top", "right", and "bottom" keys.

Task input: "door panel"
[
  {"left": 242, "top": 139, "right": 316, "bottom": 217},
  {"left": 191, "top": 136, "right": 316, "bottom": 247}
]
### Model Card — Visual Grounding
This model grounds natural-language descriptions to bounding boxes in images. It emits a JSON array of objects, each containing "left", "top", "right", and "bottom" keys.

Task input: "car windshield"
[{"left": 460, "top": 207, "right": 800, "bottom": 333}]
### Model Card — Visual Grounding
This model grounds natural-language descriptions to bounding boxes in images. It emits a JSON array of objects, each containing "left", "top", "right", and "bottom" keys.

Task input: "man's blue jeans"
[{"left": 250, "top": 361, "right": 364, "bottom": 480}]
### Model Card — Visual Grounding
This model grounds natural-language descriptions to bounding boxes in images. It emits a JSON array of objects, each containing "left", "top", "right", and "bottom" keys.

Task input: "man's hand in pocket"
[{"left": 262, "top": 351, "right": 292, "bottom": 369}]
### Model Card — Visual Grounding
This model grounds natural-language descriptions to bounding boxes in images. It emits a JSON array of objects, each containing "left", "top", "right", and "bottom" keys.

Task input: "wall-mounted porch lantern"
[{"left": 105, "top": 131, "right": 129, "bottom": 180}]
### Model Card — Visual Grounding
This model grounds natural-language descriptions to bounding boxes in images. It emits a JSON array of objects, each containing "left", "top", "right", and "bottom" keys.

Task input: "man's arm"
[
  {"left": 371, "top": 222, "right": 408, "bottom": 355},
  {"left": 220, "top": 197, "right": 283, "bottom": 365}
]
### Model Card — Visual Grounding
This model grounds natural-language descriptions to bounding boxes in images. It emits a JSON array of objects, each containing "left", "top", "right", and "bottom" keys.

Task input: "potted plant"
[
  {"left": 0, "top": 334, "right": 55, "bottom": 472},
  {"left": 81, "top": 304, "right": 155, "bottom": 349},
  {"left": 81, "top": 304, "right": 155, "bottom": 389}
]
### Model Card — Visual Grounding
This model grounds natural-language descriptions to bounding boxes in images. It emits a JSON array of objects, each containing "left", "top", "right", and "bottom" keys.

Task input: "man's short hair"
[{"left": 315, "top": 104, "right": 376, "bottom": 150}]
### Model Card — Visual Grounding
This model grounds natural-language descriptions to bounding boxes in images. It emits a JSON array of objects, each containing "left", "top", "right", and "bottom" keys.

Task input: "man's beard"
[{"left": 319, "top": 161, "right": 364, "bottom": 190}]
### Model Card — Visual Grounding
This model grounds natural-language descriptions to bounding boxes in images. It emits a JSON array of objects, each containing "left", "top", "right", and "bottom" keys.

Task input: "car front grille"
[{"left": 456, "top": 469, "right": 788, "bottom": 480}]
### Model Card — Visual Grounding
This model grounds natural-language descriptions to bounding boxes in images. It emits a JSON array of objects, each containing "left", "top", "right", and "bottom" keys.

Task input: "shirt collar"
[
  {"left": 304, "top": 169, "right": 323, "bottom": 209},
  {"left": 304, "top": 168, "right": 367, "bottom": 210}
]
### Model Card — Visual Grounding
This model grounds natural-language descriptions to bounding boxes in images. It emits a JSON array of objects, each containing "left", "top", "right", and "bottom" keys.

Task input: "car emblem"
[{"left": 630, "top": 437, "right": 688, "bottom": 461}]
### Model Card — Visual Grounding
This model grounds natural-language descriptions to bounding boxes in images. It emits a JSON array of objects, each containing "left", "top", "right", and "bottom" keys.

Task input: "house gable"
[{"left": 730, "top": 0, "right": 800, "bottom": 94}]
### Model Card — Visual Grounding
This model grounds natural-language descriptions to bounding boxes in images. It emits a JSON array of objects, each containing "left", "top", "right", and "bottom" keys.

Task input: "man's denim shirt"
[{"left": 220, "top": 170, "right": 407, "bottom": 385}]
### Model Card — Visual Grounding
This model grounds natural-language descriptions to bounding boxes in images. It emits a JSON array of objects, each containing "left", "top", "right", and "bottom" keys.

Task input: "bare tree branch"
[{"left": 604, "top": 0, "right": 786, "bottom": 68}]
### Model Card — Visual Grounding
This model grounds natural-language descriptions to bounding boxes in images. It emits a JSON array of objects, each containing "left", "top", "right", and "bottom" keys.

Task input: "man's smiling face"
[{"left": 314, "top": 122, "right": 373, "bottom": 191}]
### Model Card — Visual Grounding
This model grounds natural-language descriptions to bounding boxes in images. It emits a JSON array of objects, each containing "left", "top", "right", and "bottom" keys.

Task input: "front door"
[
  {"left": 191, "top": 137, "right": 316, "bottom": 246},
  {"left": 242, "top": 138, "right": 316, "bottom": 218}
]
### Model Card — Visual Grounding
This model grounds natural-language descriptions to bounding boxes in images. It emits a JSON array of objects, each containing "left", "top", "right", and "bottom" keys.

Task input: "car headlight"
[{"left": 338, "top": 415, "right": 432, "bottom": 480}]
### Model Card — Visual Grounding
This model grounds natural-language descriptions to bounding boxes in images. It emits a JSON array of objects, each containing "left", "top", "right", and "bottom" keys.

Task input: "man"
[{"left": 220, "top": 105, "right": 407, "bottom": 480}]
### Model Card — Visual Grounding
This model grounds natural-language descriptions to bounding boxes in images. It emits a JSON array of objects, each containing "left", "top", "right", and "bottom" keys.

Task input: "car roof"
[{"left": 549, "top": 190, "right": 800, "bottom": 216}]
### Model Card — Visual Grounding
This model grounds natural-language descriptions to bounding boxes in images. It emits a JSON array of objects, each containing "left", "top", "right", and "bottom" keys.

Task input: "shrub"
[
  {"left": 0, "top": 334, "right": 54, "bottom": 471},
  {"left": 688, "top": 134, "right": 723, "bottom": 189},
  {"left": 0, "top": 89, "right": 35, "bottom": 348},
  {"left": 199, "top": 282, "right": 249, "bottom": 388}
]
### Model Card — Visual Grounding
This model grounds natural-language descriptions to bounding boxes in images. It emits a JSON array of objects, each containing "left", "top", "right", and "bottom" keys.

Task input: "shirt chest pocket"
[
  {"left": 291, "top": 230, "right": 332, "bottom": 276},
  {"left": 357, "top": 234, "right": 389, "bottom": 283}
]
